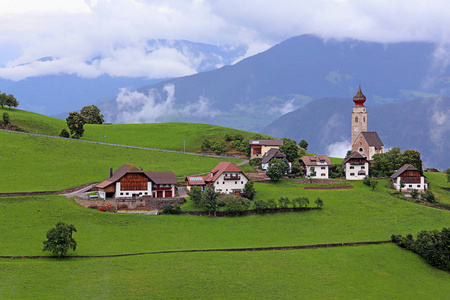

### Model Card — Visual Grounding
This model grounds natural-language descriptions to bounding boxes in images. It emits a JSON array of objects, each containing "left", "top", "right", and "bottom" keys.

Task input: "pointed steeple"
[{"left": 353, "top": 83, "right": 366, "bottom": 107}]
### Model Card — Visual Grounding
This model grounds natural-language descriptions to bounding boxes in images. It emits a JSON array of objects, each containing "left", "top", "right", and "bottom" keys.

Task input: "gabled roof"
[
  {"left": 342, "top": 152, "right": 368, "bottom": 164},
  {"left": 390, "top": 164, "right": 421, "bottom": 178},
  {"left": 360, "top": 132, "right": 384, "bottom": 147},
  {"left": 261, "top": 148, "right": 288, "bottom": 164},
  {"left": 145, "top": 171, "right": 177, "bottom": 185},
  {"left": 300, "top": 155, "right": 332, "bottom": 166},
  {"left": 206, "top": 161, "right": 246, "bottom": 182},
  {"left": 96, "top": 164, "right": 146, "bottom": 189},
  {"left": 249, "top": 139, "right": 283, "bottom": 146}
]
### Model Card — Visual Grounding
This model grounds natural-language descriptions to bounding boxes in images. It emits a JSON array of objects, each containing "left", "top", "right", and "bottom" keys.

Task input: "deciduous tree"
[
  {"left": 266, "top": 158, "right": 286, "bottom": 181},
  {"left": 66, "top": 112, "right": 86, "bottom": 139},
  {"left": 243, "top": 181, "right": 256, "bottom": 200},
  {"left": 42, "top": 221, "right": 77, "bottom": 257},
  {"left": 80, "top": 105, "right": 104, "bottom": 124},
  {"left": 280, "top": 137, "right": 300, "bottom": 162},
  {"left": 201, "top": 186, "right": 221, "bottom": 216},
  {"left": 298, "top": 139, "right": 308, "bottom": 150}
]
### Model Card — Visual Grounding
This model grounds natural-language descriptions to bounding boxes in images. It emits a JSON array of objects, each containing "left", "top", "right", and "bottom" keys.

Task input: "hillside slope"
[{"left": 262, "top": 97, "right": 450, "bottom": 168}]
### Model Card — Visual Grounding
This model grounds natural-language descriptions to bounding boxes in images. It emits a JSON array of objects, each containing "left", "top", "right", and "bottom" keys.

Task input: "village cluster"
[{"left": 95, "top": 85, "right": 428, "bottom": 201}]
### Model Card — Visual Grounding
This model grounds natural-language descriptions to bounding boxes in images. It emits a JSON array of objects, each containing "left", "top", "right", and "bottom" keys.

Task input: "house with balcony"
[
  {"left": 96, "top": 164, "right": 177, "bottom": 199},
  {"left": 391, "top": 164, "right": 428, "bottom": 192},
  {"left": 300, "top": 155, "right": 332, "bottom": 178},
  {"left": 261, "top": 148, "right": 291, "bottom": 171},
  {"left": 249, "top": 139, "right": 283, "bottom": 160},
  {"left": 186, "top": 162, "right": 248, "bottom": 195},
  {"left": 342, "top": 152, "right": 369, "bottom": 180}
]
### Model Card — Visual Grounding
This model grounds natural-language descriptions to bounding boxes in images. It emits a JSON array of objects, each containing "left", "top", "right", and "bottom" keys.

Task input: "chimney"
[
  {"left": 140, "top": 166, "right": 143, "bottom": 171},
  {"left": 110, "top": 167, "right": 113, "bottom": 178}
]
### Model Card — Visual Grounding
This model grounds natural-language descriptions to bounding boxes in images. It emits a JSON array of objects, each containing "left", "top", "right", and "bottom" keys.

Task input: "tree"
[
  {"left": 243, "top": 181, "right": 256, "bottom": 200},
  {"left": 1, "top": 93, "right": 19, "bottom": 110},
  {"left": 421, "top": 190, "right": 436, "bottom": 203},
  {"left": 266, "top": 158, "right": 286, "bottom": 181},
  {"left": 218, "top": 195, "right": 250, "bottom": 215},
  {"left": 187, "top": 186, "right": 203, "bottom": 207},
  {"left": 401, "top": 149, "right": 423, "bottom": 173},
  {"left": 80, "top": 105, "right": 104, "bottom": 124},
  {"left": 298, "top": 139, "right": 308, "bottom": 150},
  {"left": 3, "top": 112, "right": 10, "bottom": 125},
  {"left": 254, "top": 199, "right": 267, "bottom": 212},
  {"left": 307, "top": 168, "right": 316, "bottom": 183},
  {"left": 201, "top": 186, "right": 221, "bottom": 216},
  {"left": 42, "top": 221, "right": 77, "bottom": 257},
  {"left": 59, "top": 128, "right": 70, "bottom": 138},
  {"left": 279, "top": 137, "right": 300, "bottom": 162},
  {"left": 315, "top": 197, "right": 324, "bottom": 208},
  {"left": 66, "top": 112, "right": 86, "bottom": 139},
  {"left": 400, "top": 179, "right": 406, "bottom": 191},
  {"left": 201, "top": 139, "right": 212, "bottom": 151},
  {"left": 370, "top": 179, "right": 378, "bottom": 190},
  {"left": 291, "top": 161, "right": 303, "bottom": 176},
  {"left": 445, "top": 168, "right": 450, "bottom": 183},
  {"left": 278, "top": 197, "right": 291, "bottom": 209},
  {"left": 411, "top": 189, "right": 418, "bottom": 199},
  {"left": 211, "top": 140, "right": 227, "bottom": 155}
]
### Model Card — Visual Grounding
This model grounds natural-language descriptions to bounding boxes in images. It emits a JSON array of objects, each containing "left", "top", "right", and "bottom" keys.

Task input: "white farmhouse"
[
  {"left": 300, "top": 156, "right": 332, "bottom": 179},
  {"left": 342, "top": 152, "right": 369, "bottom": 180}
]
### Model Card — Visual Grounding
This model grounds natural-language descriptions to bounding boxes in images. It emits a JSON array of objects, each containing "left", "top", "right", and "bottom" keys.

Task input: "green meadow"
[{"left": 0, "top": 131, "right": 241, "bottom": 192}]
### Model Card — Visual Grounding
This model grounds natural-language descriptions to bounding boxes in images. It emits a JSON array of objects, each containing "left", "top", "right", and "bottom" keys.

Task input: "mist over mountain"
[
  {"left": 100, "top": 35, "right": 449, "bottom": 130},
  {"left": 262, "top": 97, "right": 450, "bottom": 168},
  {"left": 0, "top": 40, "right": 247, "bottom": 116}
]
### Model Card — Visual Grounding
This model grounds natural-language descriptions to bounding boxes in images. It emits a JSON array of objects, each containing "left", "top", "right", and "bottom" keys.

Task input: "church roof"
[
  {"left": 353, "top": 84, "right": 366, "bottom": 107},
  {"left": 361, "top": 132, "right": 384, "bottom": 147}
]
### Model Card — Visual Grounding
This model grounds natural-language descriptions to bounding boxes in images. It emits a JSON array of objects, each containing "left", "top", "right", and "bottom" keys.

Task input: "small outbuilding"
[
  {"left": 391, "top": 164, "right": 428, "bottom": 192},
  {"left": 342, "top": 152, "right": 369, "bottom": 180}
]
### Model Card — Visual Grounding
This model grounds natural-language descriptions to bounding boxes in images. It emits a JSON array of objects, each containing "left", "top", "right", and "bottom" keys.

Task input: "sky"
[{"left": 0, "top": 0, "right": 450, "bottom": 81}]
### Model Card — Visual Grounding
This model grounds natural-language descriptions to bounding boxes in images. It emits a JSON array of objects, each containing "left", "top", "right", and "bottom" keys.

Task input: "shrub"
[
  {"left": 410, "top": 189, "right": 418, "bottom": 199},
  {"left": 421, "top": 190, "right": 436, "bottom": 203},
  {"left": 278, "top": 197, "right": 291, "bottom": 209},
  {"left": 224, "top": 133, "right": 233, "bottom": 141},
  {"left": 187, "top": 186, "right": 203, "bottom": 207},
  {"left": 266, "top": 199, "right": 277, "bottom": 210},
  {"left": 3, "top": 112, "right": 10, "bottom": 125},
  {"left": 211, "top": 141, "right": 227, "bottom": 155},
  {"left": 254, "top": 199, "right": 267, "bottom": 212},
  {"left": 59, "top": 128, "right": 70, "bottom": 138},
  {"left": 314, "top": 197, "right": 324, "bottom": 208},
  {"left": 219, "top": 195, "right": 250, "bottom": 215},
  {"left": 363, "top": 176, "right": 371, "bottom": 186},
  {"left": 249, "top": 158, "right": 261, "bottom": 167},
  {"left": 243, "top": 181, "right": 256, "bottom": 200},
  {"left": 201, "top": 139, "right": 212, "bottom": 151},
  {"left": 162, "top": 203, "right": 181, "bottom": 215}
]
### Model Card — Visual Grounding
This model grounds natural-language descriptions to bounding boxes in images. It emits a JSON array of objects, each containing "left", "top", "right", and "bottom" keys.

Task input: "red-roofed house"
[
  {"left": 300, "top": 155, "right": 332, "bottom": 178},
  {"left": 96, "top": 164, "right": 177, "bottom": 199},
  {"left": 186, "top": 162, "right": 249, "bottom": 195}
]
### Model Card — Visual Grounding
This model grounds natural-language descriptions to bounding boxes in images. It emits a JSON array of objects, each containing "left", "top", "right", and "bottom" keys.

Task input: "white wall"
[
  {"left": 345, "top": 162, "right": 369, "bottom": 180},
  {"left": 213, "top": 172, "right": 248, "bottom": 194},
  {"left": 393, "top": 176, "right": 428, "bottom": 191},
  {"left": 306, "top": 166, "right": 329, "bottom": 179},
  {"left": 115, "top": 181, "right": 153, "bottom": 198}
]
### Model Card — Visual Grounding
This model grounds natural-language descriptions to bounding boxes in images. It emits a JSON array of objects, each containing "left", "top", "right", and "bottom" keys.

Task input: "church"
[{"left": 350, "top": 85, "right": 384, "bottom": 160}]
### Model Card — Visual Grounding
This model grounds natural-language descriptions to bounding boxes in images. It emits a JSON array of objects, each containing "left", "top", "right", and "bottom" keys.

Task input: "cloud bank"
[{"left": 1, "top": 0, "right": 450, "bottom": 80}]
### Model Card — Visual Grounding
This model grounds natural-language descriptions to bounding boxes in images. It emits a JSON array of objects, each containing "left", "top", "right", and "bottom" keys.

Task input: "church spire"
[{"left": 353, "top": 83, "right": 366, "bottom": 107}]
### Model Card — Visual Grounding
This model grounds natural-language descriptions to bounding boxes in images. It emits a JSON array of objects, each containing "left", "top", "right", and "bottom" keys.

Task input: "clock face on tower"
[{"left": 354, "top": 127, "right": 359, "bottom": 132}]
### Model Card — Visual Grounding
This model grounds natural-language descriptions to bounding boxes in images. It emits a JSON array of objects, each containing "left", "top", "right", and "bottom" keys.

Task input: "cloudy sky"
[{"left": 1, "top": 0, "right": 449, "bottom": 81}]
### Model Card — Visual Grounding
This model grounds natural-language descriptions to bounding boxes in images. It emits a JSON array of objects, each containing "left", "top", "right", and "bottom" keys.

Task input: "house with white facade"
[
  {"left": 261, "top": 148, "right": 291, "bottom": 171},
  {"left": 300, "top": 156, "right": 332, "bottom": 178},
  {"left": 96, "top": 164, "right": 177, "bottom": 199},
  {"left": 342, "top": 152, "right": 369, "bottom": 180},
  {"left": 391, "top": 164, "right": 428, "bottom": 192},
  {"left": 186, "top": 162, "right": 248, "bottom": 195},
  {"left": 249, "top": 140, "right": 283, "bottom": 160}
]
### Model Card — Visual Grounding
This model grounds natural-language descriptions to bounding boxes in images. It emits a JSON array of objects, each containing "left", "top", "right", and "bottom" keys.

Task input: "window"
[
  {"left": 223, "top": 182, "right": 225, "bottom": 185},
  {"left": 359, "top": 148, "right": 363, "bottom": 152},
  {"left": 350, "top": 173, "right": 355, "bottom": 176},
  {"left": 126, "top": 192, "right": 129, "bottom": 195},
  {"left": 355, "top": 117, "right": 358, "bottom": 123},
  {"left": 120, "top": 193, "right": 124, "bottom": 196},
  {"left": 350, "top": 166, "right": 354, "bottom": 169},
  {"left": 363, "top": 117, "right": 365, "bottom": 122},
  {"left": 235, "top": 181, "right": 237, "bottom": 184},
  {"left": 216, "top": 182, "right": 219, "bottom": 184},
  {"left": 361, "top": 166, "right": 365, "bottom": 169},
  {"left": 321, "top": 167, "right": 325, "bottom": 169},
  {"left": 241, "top": 181, "right": 243, "bottom": 184},
  {"left": 417, "top": 185, "right": 420, "bottom": 188},
  {"left": 321, "top": 173, "right": 325, "bottom": 176},
  {"left": 409, "top": 185, "right": 412, "bottom": 188}
]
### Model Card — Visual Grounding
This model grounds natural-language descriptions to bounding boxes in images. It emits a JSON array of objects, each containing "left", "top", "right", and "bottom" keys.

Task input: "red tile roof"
[
  {"left": 300, "top": 155, "right": 332, "bottom": 166},
  {"left": 145, "top": 171, "right": 177, "bottom": 185}
]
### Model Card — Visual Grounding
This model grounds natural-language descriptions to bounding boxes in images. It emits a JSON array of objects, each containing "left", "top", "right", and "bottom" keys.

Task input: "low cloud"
[
  {"left": 106, "top": 83, "right": 221, "bottom": 124},
  {"left": 326, "top": 140, "right": 352, "bottom": 158}
]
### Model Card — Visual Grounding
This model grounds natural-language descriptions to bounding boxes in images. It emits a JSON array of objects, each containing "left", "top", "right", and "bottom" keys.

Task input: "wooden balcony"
[{"left": 224, "top": 176, "right": 241, "bottom": 180}]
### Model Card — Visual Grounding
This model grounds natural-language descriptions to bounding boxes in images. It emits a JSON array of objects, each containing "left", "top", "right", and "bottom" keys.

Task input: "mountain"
[
  {"left": 262, "top": 97, "right": 450, "bottom": 168},
  {"left": 0, "top": 40, "right": 247, "bottom": 117},
  {"left": 100, "top": 35, "right": 449, "bottom": 130}
]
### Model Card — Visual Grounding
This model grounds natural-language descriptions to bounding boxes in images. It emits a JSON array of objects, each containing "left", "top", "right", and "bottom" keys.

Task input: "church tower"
[{"left": 351, "top": 84, "right": 367, "bottom": 145}]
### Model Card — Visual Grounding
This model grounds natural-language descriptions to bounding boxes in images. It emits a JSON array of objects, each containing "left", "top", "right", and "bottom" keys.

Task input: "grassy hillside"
[
  {"left": 426, "top": 172, "right": 450, "bottom": 204},
  {"left": 82, "top": 122, "right": 272, "bottom": 152},
  {"left": 0, "top": 107, "right": 67, "bottom": 136},
  {"left": 0, "top": 131, "right": 241, "bottom": 192}
]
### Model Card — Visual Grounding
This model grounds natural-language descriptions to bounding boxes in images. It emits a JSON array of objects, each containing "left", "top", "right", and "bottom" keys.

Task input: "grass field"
[
  {"left": 1, "top": 107, "right": 67, "bottom": 136},
  {"left": 426, "top": 172, "right": 450, "bottom": 204},
  {"left": 0, "top": 131, "right": 242, "bottom": 192},
  {"left": 1, "top": 244, "right": 449, "bottom": 299}
]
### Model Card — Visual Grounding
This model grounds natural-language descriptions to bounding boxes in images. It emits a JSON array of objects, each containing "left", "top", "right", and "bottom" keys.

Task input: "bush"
[
  {"left": 187, "top": 186, "right": 203, "bottom": 207},
  {"left": 421, "top": 190, "right": 436, "bottom": 203},
  {"left": 314, "top": 197, "right": 324, "bottom": 208},
  {"left": 410, "top": 189, "right": 418, "bottom": 199},
  {"left": 249, "top": 158, "right": 261, "bottom": 167},
  {"left": 219, "top": 195, "right": 250, "bottom": 215},
  {"left": 211, "top": 141, "right": 227, "bottom": 155},
  {"left": 243, "top": 181, "right": 256, "bottom": 200},
  {"left": 363, "top": 176, "right": 371, "bottom": 186},
  {"left": 162, "top": 203, "right": 181, "bottom": 215},
  {"left": 266, "top": 199, "right": 277, "bottom": 209},
  {"left": 201, "top": 139, "right": 212, "bottom": 151},
  {"left": 59, "top": 128, "right": 70, "bottom": 138},
  {"left": 3, "top": 112, "right": 10, "bottom": 125},
  {"left": 278, "top": 197, "right": 291, "bottom": 209},
  {"left": 254, "top": 200, "right": 267, "bottom": 212}
]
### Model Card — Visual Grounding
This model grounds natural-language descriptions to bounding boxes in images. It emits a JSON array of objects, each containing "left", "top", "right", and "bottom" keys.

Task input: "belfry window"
[{"left": 355, "top": 117, "right": 358, "bottom": 123}]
